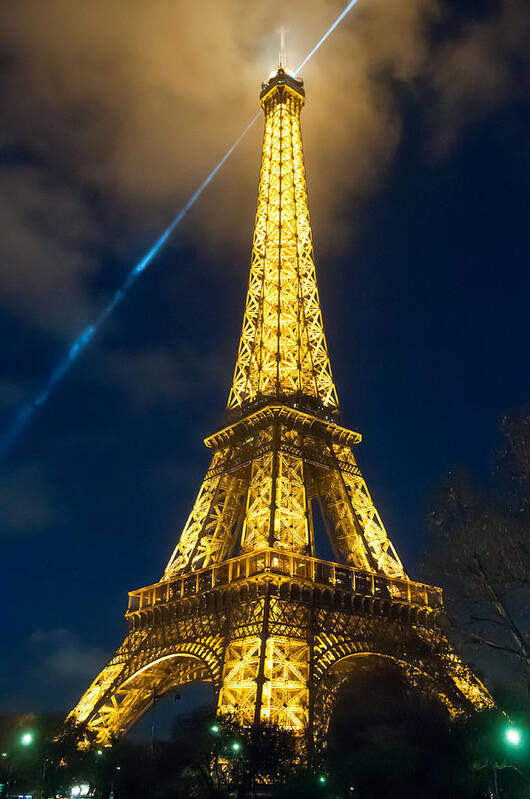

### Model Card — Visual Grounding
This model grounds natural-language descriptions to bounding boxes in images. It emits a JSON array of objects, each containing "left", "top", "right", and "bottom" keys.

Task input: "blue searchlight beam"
[{"left": 1, "top": 0, "right": 361, "bottom": 457}]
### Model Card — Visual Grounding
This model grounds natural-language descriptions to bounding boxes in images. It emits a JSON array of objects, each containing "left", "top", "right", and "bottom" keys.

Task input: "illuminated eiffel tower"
[{"left": 67, "top": 66, "right": 492, "bottom": 748}]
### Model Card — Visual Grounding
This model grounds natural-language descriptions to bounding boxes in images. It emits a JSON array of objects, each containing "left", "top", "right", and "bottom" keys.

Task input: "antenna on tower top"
[{"left": 279, "top": 26, "right": 287, "bottom": 68}]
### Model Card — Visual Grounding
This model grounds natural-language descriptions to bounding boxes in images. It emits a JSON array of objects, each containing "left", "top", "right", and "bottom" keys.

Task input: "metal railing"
[{"left": 127, "top": 548, "right": 443, "bottom": 613}]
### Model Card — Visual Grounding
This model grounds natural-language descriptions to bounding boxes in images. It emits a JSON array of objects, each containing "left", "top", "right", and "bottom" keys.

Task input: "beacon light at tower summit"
[{"left": 65, "top": 65, "right": 493, "bottom": 748}]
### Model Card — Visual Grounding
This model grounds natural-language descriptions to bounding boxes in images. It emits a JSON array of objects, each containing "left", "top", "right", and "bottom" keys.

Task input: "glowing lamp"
[{"left": 505, "top": 726, "right": 523, "bottom": 747}]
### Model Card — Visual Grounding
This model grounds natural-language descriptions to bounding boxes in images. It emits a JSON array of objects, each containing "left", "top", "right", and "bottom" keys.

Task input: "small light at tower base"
[{"left": 505, "top": 726, "right": 523, "bottom": 747}]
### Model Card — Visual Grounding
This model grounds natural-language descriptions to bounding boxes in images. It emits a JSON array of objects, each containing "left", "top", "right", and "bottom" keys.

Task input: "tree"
[
  {"left": 325, "top": 659, "right": 477, "bottom": 799},
  {"left": 0, "top": 712, "right": 67, "bottom": 798},
  {"left": 425, "top": 408, "right": 530, "bottom": 694},
  {"left": 169, "top": 712, "right": 297, "bottom": 798},
  {"left": 275, "top": 662, "right": 530, "bottom": 799},
  {"left": 465, "top": 708, "right": 530, "bottom": 799}
]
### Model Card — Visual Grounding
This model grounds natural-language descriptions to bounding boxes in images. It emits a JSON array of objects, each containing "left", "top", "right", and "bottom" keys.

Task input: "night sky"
[{"left": 1, "top": 0, "right": 529, "bottom": 718}]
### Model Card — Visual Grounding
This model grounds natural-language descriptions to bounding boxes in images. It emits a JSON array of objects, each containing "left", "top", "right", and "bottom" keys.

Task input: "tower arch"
[
  {"left": 70, "top": 644, "right": 221, "bottom": 747},
  {"left": 311, "top": 651, "right": 450, "bottom": 750},
  {"left": 311, "top": 630, "right": 493, "bottom": 751}
]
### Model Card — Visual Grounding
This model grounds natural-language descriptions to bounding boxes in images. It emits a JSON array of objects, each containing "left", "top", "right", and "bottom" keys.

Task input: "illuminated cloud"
[{"left": 0, "top": 0, "right": 526, "bottom": 330}]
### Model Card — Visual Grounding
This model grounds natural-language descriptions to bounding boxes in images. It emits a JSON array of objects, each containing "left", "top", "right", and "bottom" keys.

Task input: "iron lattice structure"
[{"left": 67, "top": 68, "right": 492, "bottom": 747}]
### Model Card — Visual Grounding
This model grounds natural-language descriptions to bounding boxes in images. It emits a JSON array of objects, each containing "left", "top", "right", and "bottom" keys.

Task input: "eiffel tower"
[{"left": 67, "top": 65, "right": 492, "bottom": 748}]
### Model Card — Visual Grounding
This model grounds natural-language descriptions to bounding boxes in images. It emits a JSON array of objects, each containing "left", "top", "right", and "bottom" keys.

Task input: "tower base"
[{"left": 67, "top": 548, "right": 492, "bottom": 747}]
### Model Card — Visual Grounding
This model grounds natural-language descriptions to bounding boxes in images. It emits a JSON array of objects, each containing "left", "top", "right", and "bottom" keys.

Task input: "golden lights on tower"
[
  {"left": 66, "top": 66, "right": 493, "bottom": 748},
  {"left": 229, "top": 69, "right": 338, "bottom": 412}
]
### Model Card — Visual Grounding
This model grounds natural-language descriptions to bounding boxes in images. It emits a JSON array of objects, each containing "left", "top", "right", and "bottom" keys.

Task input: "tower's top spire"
[
  {"left": 279, "top": 26, "right": 287, "bottom": 69},
  {"left": 228, "top": 67, "right": 338, "bottom": 418}
]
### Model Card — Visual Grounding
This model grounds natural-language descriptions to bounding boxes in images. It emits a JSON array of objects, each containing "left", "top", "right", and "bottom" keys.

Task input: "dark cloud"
[
  {"left": 29, "top": 628, "right": 107, "bottom": 682},
  {"left": 0, "top": 379, "right": 29, "bottom": 411},
  {"left": 0, "top": 166, "right": 100, "bottom": 331},
  {"left": 0, "top": 462, "right": 56, "bottom": 534},
  {"left": 430, "top": 0, "right": 530, "bottom": 153},
  {"left": 102, "top": 346, "right": 211, "bottom": 410},
  {"left": 0, "top": 630, "right": 107, "bottom": 712}
]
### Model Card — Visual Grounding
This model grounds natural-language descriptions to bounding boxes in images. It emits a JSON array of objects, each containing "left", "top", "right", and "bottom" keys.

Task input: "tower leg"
[{"left": 217, "top": 590, "right": 310, "bottom": 733}]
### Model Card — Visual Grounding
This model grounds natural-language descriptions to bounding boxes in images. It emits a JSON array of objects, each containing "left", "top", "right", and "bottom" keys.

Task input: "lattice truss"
[
  {"left": 241, "top": 450, "right": 308, "bottom": 553},
  {"left": 262, "top": 638, "right": 309, "bottom": 731},
  {"left": 68, "top": 638, "right": 136, "bottom": 731},
  {"left": 218, "top": 638, "right": 261, "bottom": 727},
  {"left": 164, "top": 446, "right": 246, "bottom": 576},
  {"left": 228, "top": 79, "right": 338, "bottom": 411},
  {"left": 319, "top": 442, "right": 404, "bottom": 577},
  {"left": 218, "top": 635, "right": 309, "bottom": 733},
  {"left": 164, "top": 413, "right": 404, "bottom": 580}
]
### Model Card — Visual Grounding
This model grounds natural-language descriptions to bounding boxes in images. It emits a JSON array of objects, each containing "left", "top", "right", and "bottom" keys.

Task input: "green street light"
[
  {"left": 20, "top": 732, "right": 34, "bottom": 747},
  {"left": 96, "top": 749, "right": 103, "bottom": 756},
  {"left": 1, "top": 753, "right": 7, "bottom": 758},
  {"left": 318, "top": 774, "right": 327, "bottom": 784},
  {"left": 504, "top": 726, "right": 523, "bottom": 747},
  {"left": 231, "top": 742, "right": 241, "bottom": 752},
  {"left": 210, "top": 724, "right": 220, "bottom": 734}
]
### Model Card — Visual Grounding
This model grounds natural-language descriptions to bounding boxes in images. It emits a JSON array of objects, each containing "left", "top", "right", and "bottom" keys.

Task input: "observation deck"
[{"left": 127, "top": 548, "right": 443, "bottom": 629}]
